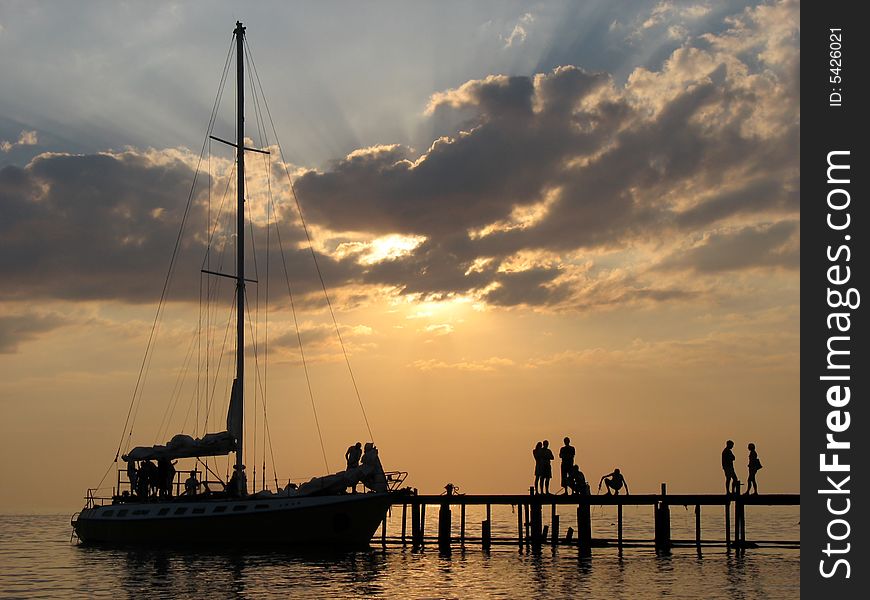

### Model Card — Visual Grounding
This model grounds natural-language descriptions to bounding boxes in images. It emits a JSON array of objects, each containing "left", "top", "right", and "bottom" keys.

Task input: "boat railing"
[
  {"left": 385, "top": 471, "right": 408, "bottom": 491},
  {"left": 117, "top": 467, "right": 217, "bottom": 498},
  {"left": 84, "top": 488, "right": 113, "bottom": 508}
]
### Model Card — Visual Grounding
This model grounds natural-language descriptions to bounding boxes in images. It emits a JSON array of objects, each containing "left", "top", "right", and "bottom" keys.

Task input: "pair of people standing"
[
  {"left": 533, "top": 437, "right": 577, "bottom": 494},
  {"left": 533, "top": 440, "right": 555, "bottom": 494},
  {"left": 722, "top": 440, "right": 763, "bottom": 495}
]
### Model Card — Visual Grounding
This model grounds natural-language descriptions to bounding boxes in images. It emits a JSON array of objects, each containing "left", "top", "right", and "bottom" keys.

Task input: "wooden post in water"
[
  {"left": 531, "top": 501, "right": 543, "bottom": 545},
  {"left": 381, "top": 515, "right": 387, "bottom": 548},
  {"left": 524, "top": 503, "right": 531, "bottom": 544},
  {"left": 482, "top": 518, "right": 491, "bottom": 550},
  {"left": 420, "top": 503, "right": 427, "bottom": 547},
  {"left": 617, "top": 504, "right": 623, "bottom": 549},
  {"left": 577, "top": 503, "right": 592, "bottom": 554},
  {"left": 460, "top": 504, "right": 466, "bottom": 547},
  {"left": 565, "top": 526, "right": 574, "bottom": 543},
  {"left": 725, "top": 500, "right": 731, "bottom": 550},
  {"left": 695, "top": 504, "right": 701, "bottom": 549},
  {"left": 735, "top": 482, "right": 745, "bottom": 548},
  {"left": 401, "top": 503, "right": 407, "bottom": 547},
  {"left": 411, "top": 501, "right": 421, "bottom": 549},
  {"left": 438, "top": 503, "right": 451, "bottom": 552},
  {"left": 654, "top": 483, "right": 671, "bottom": 552},
  {"left": 551, "top": 502, "right": 559, "bottom": 547},
  {"left": 517, "top": 504, "right": 524, "bottom": 547}
]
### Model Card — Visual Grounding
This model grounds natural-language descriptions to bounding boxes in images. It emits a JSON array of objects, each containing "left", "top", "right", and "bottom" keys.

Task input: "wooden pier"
[{"left": 380, "top": 483, "right": 799, "bottom": 553}]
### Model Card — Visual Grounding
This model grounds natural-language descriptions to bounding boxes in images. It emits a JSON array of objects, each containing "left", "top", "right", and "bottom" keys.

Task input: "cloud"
[
  {"left": 1, "top": 130, "right": 38, "bottom": 153},
  {"left": 294, "top": 1, "right": 798, "bottom": 309},
  {"left": 0, "top": 1, "right": 800, "bottom": 313},
  {"left": 658, "top": 220, "right": 799, "bottom": 273},
  {"left": 503, "top": 12, "right": 535, "bottom": 48},
  {"left": 0, "top": 149, "right": 359, "bottom": 303},
  {"left": 0, "top": 311, "right": 66, "bottom": 353},
  {"left": 409, "top": 356, "right": 515, "bottom": 372}
]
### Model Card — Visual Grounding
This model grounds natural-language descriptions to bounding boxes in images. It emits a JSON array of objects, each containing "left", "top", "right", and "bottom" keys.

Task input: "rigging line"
[
  {"left": 253, "top": 82, "right": 276, "bottom": 487},
  {"left": 92, "top": 457, "right": 119, "bottom": 497},
  {"left": 202, "top": 162, "right": 235, "bottom": 436},
  {"left": 202, "top": 288, "right": 237, "bottom": 426},
  {"left": 272, "top": 207, "right": 330, "bottom": 474},
  {"left": 243, "top": 177, "right": 260, "bottom": 484},
  {"left": 244, "top": 41, "right": 276, "bottom": 481},
  {"left": 246, "top": 39, "right": 374, "bottom": 441},
  {"left": 243, "top": 284, "right": 280, "bottom": 480},
  {"left": 244, "top": 41, "right": 329, "bottom": 474},
  {"left": 113, "top": 35, "right": 235, "bottom": 462},
  {"left": 154, "top": 327, "right": 198, "bottom": 444}
]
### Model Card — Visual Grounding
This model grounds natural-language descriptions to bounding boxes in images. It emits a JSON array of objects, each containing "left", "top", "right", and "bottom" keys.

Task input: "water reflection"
[{"left": 1, "top": 516, "right": 800, "bottom": 599}]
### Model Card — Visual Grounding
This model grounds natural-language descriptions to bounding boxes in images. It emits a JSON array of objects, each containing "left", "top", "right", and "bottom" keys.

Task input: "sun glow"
[{"left": 335, "top": 234, "right": 426, "bottom": 265}]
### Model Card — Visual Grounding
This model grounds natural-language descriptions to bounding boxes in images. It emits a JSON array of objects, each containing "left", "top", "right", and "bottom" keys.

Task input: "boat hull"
[{"left": 73, "top": 492, "right": 395, "bottom": 547}]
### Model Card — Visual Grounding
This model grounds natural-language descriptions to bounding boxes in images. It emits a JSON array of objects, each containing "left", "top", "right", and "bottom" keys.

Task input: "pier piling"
[
  {"left": 725, "top": 500, "right": 731, "bottom": 550},
  {"left": 438, "top": 503, "right": 451, "bottom": 552},
  {"left": 617, "top": 504, "right": 623, "bottom": 548},
  {"left": 552, "top": 514, "right": 559, "bottom": 547},
  {"left": 531, "top": 502, "right": 543, "bottom": 544},
  {"left": 517, "top": 504, "right": 523, "bottom": 547},
  {"left": 577, "top": 504, "right": 592, "bottom": 553},
  {"left": 460, "top": 504, "right": 466, "bottom": 546},
  {"left": 401, "top": 503, "right": 407, "bottom": 547},
  {"left": 654, "top": 483, "right": 671, "bottom": 552}
]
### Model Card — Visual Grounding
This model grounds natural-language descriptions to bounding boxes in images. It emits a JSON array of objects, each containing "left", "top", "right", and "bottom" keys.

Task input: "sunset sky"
[{"left": 0, "top": 0, "right": 799, "bottom": 513}]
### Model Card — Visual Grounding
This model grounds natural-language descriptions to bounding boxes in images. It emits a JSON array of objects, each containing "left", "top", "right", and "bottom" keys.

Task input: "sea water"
[{"left": 0, "top": 507, "right": 799, "bottom": 598}]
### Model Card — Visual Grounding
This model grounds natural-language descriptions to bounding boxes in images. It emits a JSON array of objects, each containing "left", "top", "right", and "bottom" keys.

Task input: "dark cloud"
[
  {"left": 483, "top": 267, "right": 571, "bottom": 307},
  {"left": 658, "top": 220, "right": 799, "bottom": 273},
  {"left": 0, "top": 313, "right": 66, "bottom": 353},
  {"left": 0, "top": 150, "right": 357, "bottom": 303}
]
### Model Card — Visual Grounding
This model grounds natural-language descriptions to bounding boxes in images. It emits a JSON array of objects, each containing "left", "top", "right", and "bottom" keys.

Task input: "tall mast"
[{"left": 234, "top": 21, "right": 246, "bottom": 477}]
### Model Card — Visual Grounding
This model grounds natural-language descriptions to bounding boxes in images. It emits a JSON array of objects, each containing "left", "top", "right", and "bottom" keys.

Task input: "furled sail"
[
  {"left": 122, "top": 382, "right": 241, "bottom": 462},
  {"left": 227, "top": 378, "right": 242, "bottom": 443}
]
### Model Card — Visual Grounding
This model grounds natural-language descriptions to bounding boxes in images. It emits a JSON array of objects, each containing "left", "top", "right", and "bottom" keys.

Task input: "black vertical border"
[{"left": 802, "top": 2, "right": 867, "bottom": 596}]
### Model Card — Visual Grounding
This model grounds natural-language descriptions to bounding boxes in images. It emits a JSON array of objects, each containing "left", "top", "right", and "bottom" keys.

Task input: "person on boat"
[
  {"left": 599, "top": 468, "right": 629, "bottom": 495},
  {"left": 345, "top": 441, "right": 364, "bottom": 493},
  {"left": 228, "top": 464, "right": 247, "bottom": 497},
  {"left": 346, "top": 442, "right": 363, "bottom": 469},
  {"left": 722, "top": 440, "right": 739, "bottom": 495},
  {"left": 567, "top": 464, "right": 588, "bottom": 496},
  {"left": 156, "top": 458, "right": 177, "bottom": 498},
  {"left": 184, "top": 471, "right": 200, "bottom": 496},
  {"left": 532, "top": 441, "right": 544, "bottom": 494},
  {"left": 360, "top": 443, "right": 388, "bottom": 492},
  {"left": 127, "top": 459, "right": 138, "bottom": 495},
  {"left": 142, "top": 460, "right": 159, "bottom": 498},
  {"left": 559, "top": 437, "right": 576, "bottom": 493},
  {"left": 540, "top": 440, "right": 555, "bottom": 494},
  {"left": 745, "top": 443, "right": 762, "bottom": 495}
]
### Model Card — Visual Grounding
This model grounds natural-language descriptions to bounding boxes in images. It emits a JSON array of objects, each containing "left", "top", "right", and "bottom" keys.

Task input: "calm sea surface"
[{"left": 0, "top": 507, "right": 799, "bottom": 598}]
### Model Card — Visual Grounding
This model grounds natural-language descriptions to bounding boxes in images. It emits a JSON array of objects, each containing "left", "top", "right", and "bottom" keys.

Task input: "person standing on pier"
[
  {"left": 722, "top": 440, "right": 738, "bottom": 495},
  {"left": 559, "top": 437, "right": 575, "bottom": 493},
  {"left": 745, "top": 443, "right": 762, "bottom": 495},
  {"left": 541, "top": 440, "right": 555, "bottom": 494},
  {"left": 533, "top": 441, "right": 544, "bottom": 494}
]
